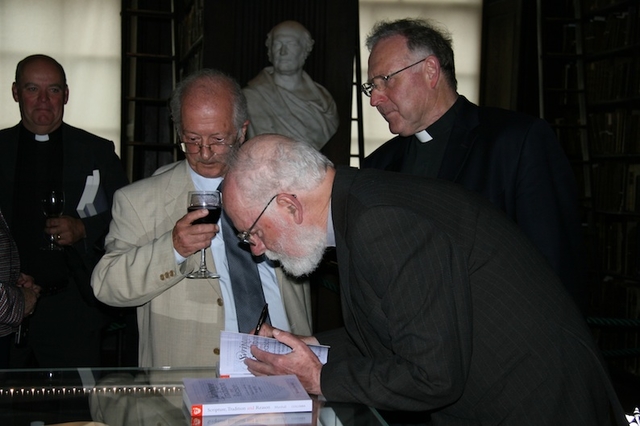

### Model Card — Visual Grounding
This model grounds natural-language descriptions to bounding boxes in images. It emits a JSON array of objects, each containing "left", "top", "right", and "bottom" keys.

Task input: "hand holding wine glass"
[
  {"left": 41, "top": 190, "right": 65, "bottom": 251},
  {"left": 186, "top": 190, "right": 221, "bottom": 279}
]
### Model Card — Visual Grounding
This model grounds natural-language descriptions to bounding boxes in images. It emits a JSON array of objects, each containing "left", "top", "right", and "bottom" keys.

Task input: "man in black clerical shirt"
[
  {"left": 361, "top": 18, "right": 587, "bottom": 313},
  {"left": 0, "top": 54, "right": 129, "bottom": 368}
]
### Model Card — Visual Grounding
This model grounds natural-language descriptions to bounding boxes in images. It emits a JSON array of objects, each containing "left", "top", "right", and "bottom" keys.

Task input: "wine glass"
[
  {"left": 41, "top": 190, "right": 65, "bottom": 251},
  {"left": 186, "top": 190, "right": 221, "bottom": 279}
]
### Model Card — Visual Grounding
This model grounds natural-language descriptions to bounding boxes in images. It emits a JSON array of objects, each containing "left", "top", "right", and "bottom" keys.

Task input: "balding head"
[{"left": 223, "top": 134, "right": 334, "bottom": 276}]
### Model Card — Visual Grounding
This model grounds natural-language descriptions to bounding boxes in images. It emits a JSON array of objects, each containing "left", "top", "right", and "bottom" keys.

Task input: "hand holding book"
[
  {"left": 219, "top": 330, "right": 327, "bottom": 396},
  {"left": 245, "top": 329, "right": 325, "bottom": 396}
]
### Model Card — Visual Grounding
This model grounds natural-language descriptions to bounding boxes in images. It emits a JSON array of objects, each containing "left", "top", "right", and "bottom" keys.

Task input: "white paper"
[
  {"left": 76, "top": 169, "right": 102, "bottom": 218},
  {"left": 219, "top": 331, "right": 329, "bottom": 378}
]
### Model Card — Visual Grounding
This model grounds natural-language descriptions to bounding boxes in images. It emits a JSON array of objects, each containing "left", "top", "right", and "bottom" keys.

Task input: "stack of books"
[{"left": 183, "top": 375, "right": 313, "bottom": 420}]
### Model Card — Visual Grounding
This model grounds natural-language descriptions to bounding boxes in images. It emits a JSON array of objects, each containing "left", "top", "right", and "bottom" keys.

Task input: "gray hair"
[
  {"left": 366, "top": 18, "right": 457, "bottom": 91},
  {"left": 169, "top": 68, "right": 248, "bottom": 139},
  {"left": 228, "top": 135, "right": 333, "bottom": 206}
]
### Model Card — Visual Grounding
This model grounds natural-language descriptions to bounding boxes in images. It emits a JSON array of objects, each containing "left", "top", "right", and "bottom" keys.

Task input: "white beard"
[{"left": 265, "top": 223, "right": 327, "bottom": 277}]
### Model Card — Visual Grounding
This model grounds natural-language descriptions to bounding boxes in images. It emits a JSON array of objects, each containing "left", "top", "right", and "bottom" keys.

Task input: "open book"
[{"left": 219, "top": 331, "right": 329, "bottom": 378}]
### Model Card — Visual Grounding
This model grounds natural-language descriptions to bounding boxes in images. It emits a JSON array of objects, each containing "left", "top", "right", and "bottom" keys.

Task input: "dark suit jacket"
[
  {"left": 317, "top": 167, "right": 625, "bottom": 425},
  {"left": 0, "top": 123, "right": 129, "bottom": 301},
  {"left": 363, "top": 96, "right": 586, "bottom": 310}
]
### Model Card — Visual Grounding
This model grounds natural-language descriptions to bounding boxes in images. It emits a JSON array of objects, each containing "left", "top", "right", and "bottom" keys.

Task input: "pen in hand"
[{"left": 254, "top": 303, "right": 269, "bottom": 335}]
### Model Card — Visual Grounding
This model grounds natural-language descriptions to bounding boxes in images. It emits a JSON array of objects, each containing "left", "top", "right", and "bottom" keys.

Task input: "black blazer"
[
  {"left": 318, "top": 167, "right": 625, "bottom": 425},
  {"left": 363, "top": 96, "right": 586, "bottom": 309},
  {"left": 0, "top": 123, "right": 129, "bottom": 294}
]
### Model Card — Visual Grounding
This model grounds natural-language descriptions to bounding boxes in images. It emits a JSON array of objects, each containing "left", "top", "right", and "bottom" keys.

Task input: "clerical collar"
[
  {"left": 414, "top": 129, "right": 433, "bottom": 143},
  {"left": 21, "top": 123, "right": 63, "bottom": 142}
]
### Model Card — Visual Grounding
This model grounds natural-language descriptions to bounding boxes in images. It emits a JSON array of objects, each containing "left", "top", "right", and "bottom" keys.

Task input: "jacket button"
[
  {"left": 217, "top": 298, "right": 223, "bottom": 306},
  {"left": 213, "top": 348, "right": 220, "bottom": 355},
  {"left": 159, "top": 274, "right": 165, "bottom": 281}
]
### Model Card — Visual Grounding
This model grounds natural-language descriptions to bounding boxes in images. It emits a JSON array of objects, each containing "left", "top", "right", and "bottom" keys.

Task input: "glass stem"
[{"left": 199, "top": 248, "right": 208, "bottom": 272}]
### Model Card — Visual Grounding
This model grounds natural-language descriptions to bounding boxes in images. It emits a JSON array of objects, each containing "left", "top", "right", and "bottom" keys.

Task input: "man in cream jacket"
[{"left": 92, "top": 69, "right": 312, "bottom": 367}]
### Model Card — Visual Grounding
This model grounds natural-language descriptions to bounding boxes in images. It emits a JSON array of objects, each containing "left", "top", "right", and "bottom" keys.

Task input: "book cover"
[
  {"left": 86, "top": 182, "right": 109, "bottom": 217},
  {"left": 189, "top": 411, "right": 313, "bottom": 426},
  {"left": 183, "top": 375, "right": 312, "bottom": 418},
  {"left": 219, "top": 331, "right": 329, "bottom": 378},
  {"left": 76, "top": 169, "right": 105, "bottom": 218},
  {"left": 76, "top": 173, "right": 96, "bottom": 218}
]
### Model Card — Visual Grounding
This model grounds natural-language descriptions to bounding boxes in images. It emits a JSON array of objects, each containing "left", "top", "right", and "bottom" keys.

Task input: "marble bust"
[{"left": 243, "top": 20, "right": 339, "bottom": 150}]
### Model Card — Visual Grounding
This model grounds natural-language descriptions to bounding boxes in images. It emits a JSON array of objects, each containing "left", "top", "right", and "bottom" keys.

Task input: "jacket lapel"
[
  {"left": 164, "top": 161, "right": 194, "bottom": 226},
  {"left": 437, "top": 96, "right": 481, "bottom": 182},
  {"left": 332, "top": 167, "right": 366, "bottom": 342}
]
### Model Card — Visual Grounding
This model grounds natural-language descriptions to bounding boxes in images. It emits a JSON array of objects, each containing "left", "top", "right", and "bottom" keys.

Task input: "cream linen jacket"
[{"left": 91, "top": 161, "right": 312, "bottom": 367}]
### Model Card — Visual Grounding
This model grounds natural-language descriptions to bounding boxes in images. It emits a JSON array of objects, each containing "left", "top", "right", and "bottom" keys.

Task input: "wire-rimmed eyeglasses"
[
  {"left": 236, "top": 194, "right": 296, "bottom": 245},
  {"left": 361, "top": 57, "right": 427, "bottom": 97},
  {"left": 177, "top": 132, "right": 235, "bottom": 154}
]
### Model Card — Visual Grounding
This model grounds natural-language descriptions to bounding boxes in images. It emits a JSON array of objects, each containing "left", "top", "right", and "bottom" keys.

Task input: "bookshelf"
[
  {"left": 538, "top": 0, "right": 640, "bottom": 375},
  {"left": 584, "top": 0, "right": 640, "bottom": 304},
  {"left": 585, "top": 1, "right": 640, "bottom": 377},
  {"left": 175, "top": 0, "right": 204, "bottom": 81},
  {"left": 537, "top": 0, "right": 594, "bottom": 294}
]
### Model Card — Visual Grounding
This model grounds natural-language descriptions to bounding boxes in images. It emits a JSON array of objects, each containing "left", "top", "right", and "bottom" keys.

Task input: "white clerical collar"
[
  {"left": 415, "top": 129, "right": 433, "bottom": 143},
  {"left": 35, "top": 134, "right": 49, "bottom": 142}
]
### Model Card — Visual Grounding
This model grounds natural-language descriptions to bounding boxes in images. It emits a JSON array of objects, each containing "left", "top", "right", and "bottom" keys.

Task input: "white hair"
[{"left": 227, "top": 134, "right": 333, "bottom": 207}]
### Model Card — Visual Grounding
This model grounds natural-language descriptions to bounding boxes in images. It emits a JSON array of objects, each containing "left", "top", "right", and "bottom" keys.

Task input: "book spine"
[{"left": 190, "top": 399, "right": 312, "bottom": 417}]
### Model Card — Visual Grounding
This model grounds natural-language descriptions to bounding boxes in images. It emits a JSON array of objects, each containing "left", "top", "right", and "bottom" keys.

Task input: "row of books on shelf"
[
  {"left": 177, "top": 0, "right": 204, "bottom": 60},
  {"left": 555, "top": 125, "right": 585, "bottom": 160},
  {"left": 559, "top": 20, "right": 578, "bottom": 55},
  {"left": 583, "top": 0, "right": 635, "bottom": 13},
  {"left": 591, "top": 162, "right": 640, "bottom": 212},
  {"left": 585, "top": 56, "right": 640, "bottom": 103},
  {"left": 179, "top": 51, "right": 203, "bottom": 81},
  {"left": 598, "top": 219, "right": 639, "bottom": 277},
  {"left": 588, "top": 109, "right": 640, "bottom": 155},
  {"left": 570, "top": 164, "right": 588, "bottom": 206},
  {"left": 590, "top": 278, "right": 640, "bottom": 375},
  {"left": 583, "top": 5, "right": 639, "bottom": 54}
]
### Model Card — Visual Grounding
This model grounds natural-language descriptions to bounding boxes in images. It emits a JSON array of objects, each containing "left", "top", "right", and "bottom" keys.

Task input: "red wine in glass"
[
  {"left": 186, "top": 191, "right": 221, "bottom": 279},
  {"left": 188, "top": 206, "right": 222, "bottom": 225}
]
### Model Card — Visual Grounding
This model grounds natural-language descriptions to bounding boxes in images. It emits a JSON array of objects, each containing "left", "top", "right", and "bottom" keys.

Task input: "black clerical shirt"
[
  {"left": 400, "top": 96, "right": 464, "bottom": 178},
  {"left": 11, "top": 125, "right": 69, "bottom": 291}
]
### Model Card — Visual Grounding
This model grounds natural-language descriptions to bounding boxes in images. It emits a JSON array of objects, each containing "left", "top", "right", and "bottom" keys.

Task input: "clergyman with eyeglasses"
[
  {"left": 361, "top": 18, "right": 587, "bottom": 313},
  {"left": 91, "top": 69, "right": 312, "bottom": 368}
]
